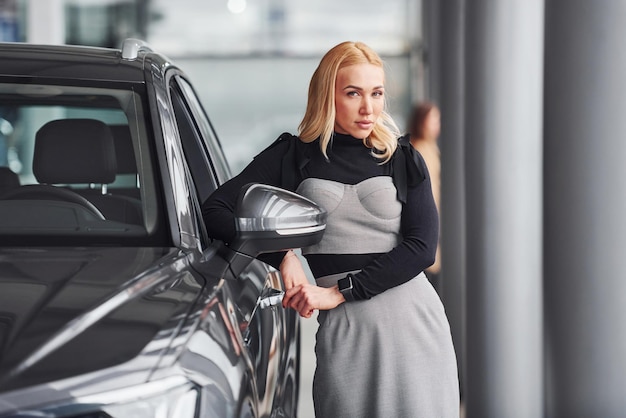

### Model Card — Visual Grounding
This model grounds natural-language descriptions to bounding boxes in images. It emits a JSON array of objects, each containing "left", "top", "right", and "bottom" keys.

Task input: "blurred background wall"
[
  {"left": 0, "top": 0, "right": 426, "bottom": 173},
  {"left": 4, "top": 1, "right": 626, "bottom": 417}
]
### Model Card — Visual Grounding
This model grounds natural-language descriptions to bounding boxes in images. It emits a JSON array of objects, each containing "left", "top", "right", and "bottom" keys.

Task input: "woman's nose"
[{"left": 361, "top": 97, "right": 373, "bottom": 114}]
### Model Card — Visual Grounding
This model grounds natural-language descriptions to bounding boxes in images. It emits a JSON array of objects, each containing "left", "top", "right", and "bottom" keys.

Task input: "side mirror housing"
[{"left": 230, "top": 183, "right": 327, "bottom": 257}]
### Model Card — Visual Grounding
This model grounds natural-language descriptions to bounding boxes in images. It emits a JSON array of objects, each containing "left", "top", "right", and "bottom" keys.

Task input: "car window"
[
  {"left": 169, "top": 78, "right": 220, "bottom": 205},
  {"left": 176, "top": 77, "right": 232, "bottom": 184},
  {"left": 168, "top": 78, "right": 221, "bottom": 247},
  {"left": 0, "top": 82, "right": 168, "bottom": 246}
]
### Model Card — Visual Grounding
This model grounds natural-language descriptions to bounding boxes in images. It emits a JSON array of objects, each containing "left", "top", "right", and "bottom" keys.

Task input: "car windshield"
[{"left": 0, "top": 82, "right": 168, "bottom": 246}]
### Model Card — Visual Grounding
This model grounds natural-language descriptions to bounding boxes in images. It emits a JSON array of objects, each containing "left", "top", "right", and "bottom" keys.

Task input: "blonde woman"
[{"left": 203, "top": 41, "right": 459, "bottom": 418}]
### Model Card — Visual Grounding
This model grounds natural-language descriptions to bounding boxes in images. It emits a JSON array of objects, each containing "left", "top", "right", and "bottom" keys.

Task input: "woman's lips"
[{"left": 356, "top": 120, "right": 373, "bottom": 129}]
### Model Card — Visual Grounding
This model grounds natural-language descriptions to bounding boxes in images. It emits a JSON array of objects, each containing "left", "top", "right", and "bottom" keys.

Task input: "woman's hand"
[
  {"left": 282, "top": 284, "right": 345, "bottom": 318},
  {"left": 279, "top": 250, "right": 309, "bottom": 290}
]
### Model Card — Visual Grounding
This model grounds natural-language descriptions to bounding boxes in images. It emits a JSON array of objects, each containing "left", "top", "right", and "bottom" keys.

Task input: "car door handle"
[
  {"left": 259, "top": 288, "right": 284, "bottom": 309},
  {"left": 243, "top": 287, "right": 284, "bottom": 346}
]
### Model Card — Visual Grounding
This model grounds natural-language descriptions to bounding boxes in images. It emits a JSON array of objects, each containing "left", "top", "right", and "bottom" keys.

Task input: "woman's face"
[{"left": 334, "top": 63, "right": 385, "bottom": 139}]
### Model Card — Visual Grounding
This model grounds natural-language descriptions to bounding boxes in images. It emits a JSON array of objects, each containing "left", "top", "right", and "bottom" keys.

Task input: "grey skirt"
[{"left": 313, "top": 273, "right": 459, "bottom": 418}]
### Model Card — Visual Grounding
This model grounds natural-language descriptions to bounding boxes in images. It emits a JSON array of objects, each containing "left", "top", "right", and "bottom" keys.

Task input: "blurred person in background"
[
  {"left": 408, "top": 101, "right": 442, "bottom": 293},
  {"left": 203, "top": 41, "right": 459, "bottom": 418}
]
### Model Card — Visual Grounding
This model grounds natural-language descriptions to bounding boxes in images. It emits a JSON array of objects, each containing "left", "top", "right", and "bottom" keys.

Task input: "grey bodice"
[{"left": 296, "top": 176, "right": 402, "bottom": 255}]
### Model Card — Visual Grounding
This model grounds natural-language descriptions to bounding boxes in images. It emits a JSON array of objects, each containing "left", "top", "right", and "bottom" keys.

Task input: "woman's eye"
[
  {"left": 373, "top": 91, "right": 384, "bottom": 97},
  {"left": 347, "top": 91, "right": 359, "bottom": 97}
]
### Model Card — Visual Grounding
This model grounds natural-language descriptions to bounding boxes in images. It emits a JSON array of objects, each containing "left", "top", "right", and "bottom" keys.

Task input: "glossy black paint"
[{"left": 0, "top": 246, "right": 192, "bottom": 391}]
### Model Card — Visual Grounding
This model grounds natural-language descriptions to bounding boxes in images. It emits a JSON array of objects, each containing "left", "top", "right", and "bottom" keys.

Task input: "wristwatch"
[{"left": 337, "top": 274, "right": 355, "bottom": 302}]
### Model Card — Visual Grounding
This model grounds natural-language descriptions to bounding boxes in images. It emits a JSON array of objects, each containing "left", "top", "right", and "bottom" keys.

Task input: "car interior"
[{"left": 0, "top": 83, "right": 165, "bottom": 244}]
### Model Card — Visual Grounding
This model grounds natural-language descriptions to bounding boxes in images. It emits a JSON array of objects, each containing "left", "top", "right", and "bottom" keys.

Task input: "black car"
[{"left": 0, "top": 39, "right": 326, "bottom": 417}]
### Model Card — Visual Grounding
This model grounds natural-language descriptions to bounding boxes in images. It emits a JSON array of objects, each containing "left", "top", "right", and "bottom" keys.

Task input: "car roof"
[{"left": 0, "top": 40, "right": 166, "bottom": 83}]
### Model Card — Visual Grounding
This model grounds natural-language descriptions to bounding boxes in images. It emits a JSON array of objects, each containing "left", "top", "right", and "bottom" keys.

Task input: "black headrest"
[
  {"left": 109, "top": 125, "right": 137, "bottom": 174},
  {"left": 33, "top": 119, "right": 117, "bottom": 184}
]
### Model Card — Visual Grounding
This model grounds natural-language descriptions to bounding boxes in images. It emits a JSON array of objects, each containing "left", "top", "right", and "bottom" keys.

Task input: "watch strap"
[{"left": 338, "top": 274, "right": 355, "bottom": 302}]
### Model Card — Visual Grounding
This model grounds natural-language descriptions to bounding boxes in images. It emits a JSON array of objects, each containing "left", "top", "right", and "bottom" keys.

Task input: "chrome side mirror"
[{"left": 230, "top": 183, "right": 327, "bottom": 257}]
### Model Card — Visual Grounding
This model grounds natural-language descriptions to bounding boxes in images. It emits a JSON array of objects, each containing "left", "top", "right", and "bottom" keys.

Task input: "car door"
[{"left": 163, "top": 72, "right": 290, "bottom": 417}]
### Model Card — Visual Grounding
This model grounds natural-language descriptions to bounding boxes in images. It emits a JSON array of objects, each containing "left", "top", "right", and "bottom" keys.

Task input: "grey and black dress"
[{"left": 203, "top": 132, "right": 459, "bottom": 418}]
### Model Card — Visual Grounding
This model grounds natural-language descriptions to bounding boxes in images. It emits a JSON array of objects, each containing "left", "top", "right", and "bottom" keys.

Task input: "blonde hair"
[{"left": 298, "top": 41, "right": 400, "bottom": 162}]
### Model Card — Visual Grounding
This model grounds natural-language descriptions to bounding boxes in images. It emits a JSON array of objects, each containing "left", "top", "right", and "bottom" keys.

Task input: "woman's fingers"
[
  {"left": 283, "top": 284, "right": 343, "bottom": 317},
  {"left": 283, "top": 284, "right": 310, "bottom": 314},
  {"left": 282, "top": 284, "right": 302, "bottom": 308}
]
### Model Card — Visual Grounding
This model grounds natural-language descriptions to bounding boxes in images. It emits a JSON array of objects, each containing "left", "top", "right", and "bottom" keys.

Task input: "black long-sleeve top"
[{"left": 202, "top": 132, "right": 439, "bottom": 301}]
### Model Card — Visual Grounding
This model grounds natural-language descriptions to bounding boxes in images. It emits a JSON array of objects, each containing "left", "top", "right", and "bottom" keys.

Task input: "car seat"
[
  {"left": 0, "top": 166, "right": 20, "bottom": 194},
  {"left": 31, "top": 119, "right": 142, "bottom": 224}
]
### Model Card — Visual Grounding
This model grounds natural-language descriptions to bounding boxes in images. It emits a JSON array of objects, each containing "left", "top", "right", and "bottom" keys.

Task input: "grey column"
[
  {"left": 422, "top": 0, "right": 442, "bottom": 101},
  {"left": 544, "top": 1, "right": 626, "bottom": 417},
  {"left": 464, "top": 2, "right": 544, "bottom": 417},
  {"left": 438, "top": 0, "right": 466, "bottom": 401}
]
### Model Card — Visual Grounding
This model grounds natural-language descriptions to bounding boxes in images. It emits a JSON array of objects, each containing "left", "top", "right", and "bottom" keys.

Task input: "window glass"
[
  {"left": 0, "top": 82, "right": 166, "bottom": 246},
  {"left": 176, "top": 76, "right": 231, "bottom": 184}
]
